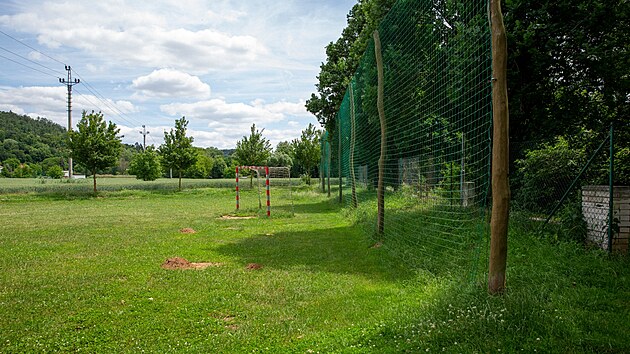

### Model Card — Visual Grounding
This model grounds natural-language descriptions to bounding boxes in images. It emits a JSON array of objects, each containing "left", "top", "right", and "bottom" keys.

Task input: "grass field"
[{"left": 0, "top": 179, "right": 629, "bottom": 352}]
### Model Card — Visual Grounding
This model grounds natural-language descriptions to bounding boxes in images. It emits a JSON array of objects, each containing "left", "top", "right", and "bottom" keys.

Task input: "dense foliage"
[
  {"left": 291, "top": 123, "right": 322, "bottom": 184},
  {"left": 306, "top": 0, "right": 396, "bottom": 134},
  {"left": 0, "top": 111, "right": 67, "bottom": 163}
]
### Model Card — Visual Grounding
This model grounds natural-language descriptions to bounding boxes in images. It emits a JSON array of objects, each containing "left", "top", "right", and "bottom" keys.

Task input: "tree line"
[{"left": 0, "top": 110, "right": 322, "bottom": 191}]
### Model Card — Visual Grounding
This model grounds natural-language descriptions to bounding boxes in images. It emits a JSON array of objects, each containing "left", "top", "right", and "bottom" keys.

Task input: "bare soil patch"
[
  {"left": 161, "top": 257, "right": 222, "bottom": 270},
  {"left": 220, "top": 215, "right": 256, "bottom": 220},
  {"left": 370, "top": 242, "right": 383, "bottom": 249},
  {"left": 245, "top": 263, "right": 263, "bottom": 270},
  {"left": 179, "top": 228, "right": 197, "bottom": 234}
]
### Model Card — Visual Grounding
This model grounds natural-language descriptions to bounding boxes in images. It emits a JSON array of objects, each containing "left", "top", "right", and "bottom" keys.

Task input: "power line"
[
  {"left": 0, "top": 45, "right": 64, "bottom": 76},
  {"left": 71, "top": 68, "right": 142, "bottom": 128},
  {"left": 0, "top": 29, "right": 66, "bottom": 66},
  {"left": 0, "top": 53, "right": 60, "bottom": 79},
  {"left": 0, "top": 29, "right": 154, "bottom": 145}
]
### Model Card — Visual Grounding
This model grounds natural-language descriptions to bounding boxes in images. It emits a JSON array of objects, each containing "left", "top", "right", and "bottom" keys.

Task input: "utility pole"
[
  {"left": 139, "top": 125, "right": 150, "bottom": 151},
  {"left": 59, "top": 65, "right": 80, "bottom": 178}
]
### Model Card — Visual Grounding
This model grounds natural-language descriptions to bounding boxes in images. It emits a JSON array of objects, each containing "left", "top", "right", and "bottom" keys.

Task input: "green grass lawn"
[{"left": 0, "top": 181, "right": 628, "bottom": 353}]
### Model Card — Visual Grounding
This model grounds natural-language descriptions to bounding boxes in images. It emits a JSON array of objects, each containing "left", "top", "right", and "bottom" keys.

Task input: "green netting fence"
[{"left": 324, "top": 0, "right": 493, "bottom": 277}]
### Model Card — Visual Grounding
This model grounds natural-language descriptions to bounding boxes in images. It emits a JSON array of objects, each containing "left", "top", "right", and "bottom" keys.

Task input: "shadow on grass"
[
  {"left": 215, "top": 225, "right": 415, "bottom": 283},
  {"left": 273, "top": 198, "right": 342, "bottom": 215}
]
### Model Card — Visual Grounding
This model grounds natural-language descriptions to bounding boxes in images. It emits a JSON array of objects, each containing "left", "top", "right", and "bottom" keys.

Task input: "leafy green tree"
[
  {"left": 292, "top": 123, "right": 322, "bottom": 184},
  {"left": 185, "top": 154, "right": 214, "bottom": 179},
  {"left": 41, "top": 157, "right": 66, "bottom": 173},
  {"left": 234, "top": 124, "right": 272, "bottom": 187},
  {"left": 159, "top": 117, "right": 197, "bottom": 190},
  {"left": 47, "top": 165, "right": 63, "bottom": 179},
  {"left": 210, "top": 156, "right": 227, "bottom": 178},
  {"left": 267, "top": 151, "right": 293, "bottom": 168},
  {"left": 1, "top": 157, "right": 20, "bottom": 177},
  {"left": 275, "top": 141, "right": 294, "bottom": 157},
  {"left": 68, "top": 111, "right": 123, "bottom": 193},
  {"left": 129, "top": 146, "right": 162, "bottom": 181},
  {"left": 234, "top": 124, "right": 272, "bottom": 166},
  {"left": 306, "top": 0, "right": 396, "bottom": 133},
  {"left": 504, "top": 0, "right": 629, "bottom": 154}
]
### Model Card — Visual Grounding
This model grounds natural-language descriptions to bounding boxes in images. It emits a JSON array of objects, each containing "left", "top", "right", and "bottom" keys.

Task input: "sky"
[{"left": 0, "top": 0, "right": 354, "bottom": 149}]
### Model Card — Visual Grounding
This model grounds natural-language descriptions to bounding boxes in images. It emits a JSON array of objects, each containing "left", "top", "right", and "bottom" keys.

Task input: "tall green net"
[{"left": 327, "top": 0, "right": 492, "bottom": 277}]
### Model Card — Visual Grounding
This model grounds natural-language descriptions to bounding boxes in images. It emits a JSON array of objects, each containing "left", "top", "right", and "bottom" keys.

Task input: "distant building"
[{"left": 63, "top": 171, "right": 86, "bottom": 179}]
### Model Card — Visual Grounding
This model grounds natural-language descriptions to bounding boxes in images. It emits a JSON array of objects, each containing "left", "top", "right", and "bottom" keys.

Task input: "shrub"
[
  {"left": 129, "top": 147, "right": 162, "bottom": 181},
  {"left": 47, "top": 165, "right": 64, "bottom": 179}
]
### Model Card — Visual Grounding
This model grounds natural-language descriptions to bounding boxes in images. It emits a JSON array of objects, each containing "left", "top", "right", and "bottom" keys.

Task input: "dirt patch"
[
  {"left": 245, "top": 263, "right": 263, "bottom": 270},
  {"left": 370, "top": 242, "right": 383, "bottom": 249},
  {"left": 220, "top": 215, "right": 256, "bottom": 220},
  {"left": 161, "top": 257, "right": 222, "bottom": 270},
  {"left": 179, "top": 228, "right": 197, "bottom": 234}
]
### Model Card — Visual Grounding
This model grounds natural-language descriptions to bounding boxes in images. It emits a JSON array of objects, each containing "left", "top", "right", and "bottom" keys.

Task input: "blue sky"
[{"left": 0, "top": 0, "right": 354, "bottom": 148}]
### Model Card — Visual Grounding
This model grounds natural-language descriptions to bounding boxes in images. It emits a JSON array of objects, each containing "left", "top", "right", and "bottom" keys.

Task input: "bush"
[
  {"left": 128, "top": 147, "right": 162, "bottom": 181},
  {"left": 47, "top": 165, "right": 64, "bottom": 179},
  {"left": 514, "top": 137, "right": 585, "bottom": 213}
]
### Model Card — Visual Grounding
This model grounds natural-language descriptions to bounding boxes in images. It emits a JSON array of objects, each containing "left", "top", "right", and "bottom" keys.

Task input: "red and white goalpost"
[{"left": 235, "top": 166, "right": 292, "bottom": 217}]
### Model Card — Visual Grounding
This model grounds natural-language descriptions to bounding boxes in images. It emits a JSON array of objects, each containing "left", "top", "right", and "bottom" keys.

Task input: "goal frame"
[{"left": 235, "top": 166, "right": 292, "bottom": 217}]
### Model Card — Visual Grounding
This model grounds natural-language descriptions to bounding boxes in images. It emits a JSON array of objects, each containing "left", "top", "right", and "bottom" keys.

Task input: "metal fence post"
[{"left": 608, "top": 124, "right": 614, "bottom": 253}]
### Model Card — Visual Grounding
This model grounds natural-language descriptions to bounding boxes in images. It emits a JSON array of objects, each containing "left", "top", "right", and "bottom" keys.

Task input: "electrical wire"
[
  {"left": 0, "top": 53, "right": 60, "bottom": 79},
  {"left": 0, "top": 45, "right": 64, "bottom": 76},
  {"left": 0, "top": 29, "right": 66, "bottom": 66}
]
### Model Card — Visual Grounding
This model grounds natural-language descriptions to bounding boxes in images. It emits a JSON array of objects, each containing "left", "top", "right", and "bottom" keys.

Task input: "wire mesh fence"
[
  {"left": 511, "top": 128, "right": 629, "bottom": 254},
  {"left": 323, "top": 0, "right": 493, "bottom": 276}
]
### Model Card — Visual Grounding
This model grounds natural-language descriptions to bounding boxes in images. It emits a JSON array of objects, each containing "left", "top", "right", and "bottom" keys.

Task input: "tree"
[
  {"left": 1, "top": 157, "right": 20, "bottom": 177},
  {"left": 503, "top": 0, "right": 629, "bottom": 159},
  {"left": 47, "top": 165, "right": 63, "bottom": 179},
  {"left": 292, "top": 123, "right": 322, "bottom": 184},
  {"left": 306, "top": 0, "right": 396, "bottom": 133},
  {"left": 275, "top": 141, "right": 294, "bottom": 157},
  {"left": 185, "top": 153, "right": 214, "bottom": 179},
  {"left": 129, "top": 146, "right": 162, "bottom": 181},
  {"left": 268, "top": 151, "right": 293, "bottom": 168},
  {"left": 159, "top": 117, "right": 197, "bottom": 190},
  {"left": 68, "top": 111, "right": 122, "bottom": 193},
  {"left": 211, "top": 156, "right": 227, "bottom": 178},
  {"left": 234, "top": 123, "right": 272, "bottom": 187},
  {"left": 234, "top": 124, "right": 272, "bottom": 166}
]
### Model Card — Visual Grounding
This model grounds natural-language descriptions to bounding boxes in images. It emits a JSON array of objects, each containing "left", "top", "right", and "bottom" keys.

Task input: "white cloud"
[
  {"left": 161, "top": 98, "right": 282, "bottom": 124},
  {"left": 160, "top": 97, "right": 312, "bottom": 124},
  {"left": 0, "top": 86, "right": 137, "bottom": 128},
  {"left": 253, "top": 99, "right": 309, "bottom": 116},
  {"left": 132, "top": 69, "right": 210, "bottom": 99},
  {"left": 0, "top": 2, "right": 267, "bottom": 73}
]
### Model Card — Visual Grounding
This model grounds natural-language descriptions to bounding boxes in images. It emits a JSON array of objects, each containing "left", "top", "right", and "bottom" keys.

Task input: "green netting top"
[{"left": 324, "top": 0, "right": 493, "bottom": 278}]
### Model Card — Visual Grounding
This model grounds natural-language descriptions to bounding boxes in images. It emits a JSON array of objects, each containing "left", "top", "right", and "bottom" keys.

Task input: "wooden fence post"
[
  {"left": 374, "top": 30, "right": 387, "bottom": 236},
  {"left": 488, "top": 0, "right": 510, "bottom": 294},
  {"left": 350, "top": 83, "right": 358, "bottom": 208}
]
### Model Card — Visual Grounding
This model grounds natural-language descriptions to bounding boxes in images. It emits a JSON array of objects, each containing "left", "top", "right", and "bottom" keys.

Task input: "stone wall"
[{"left": 582, "top": 186, "right": 629, "bottom": 254}]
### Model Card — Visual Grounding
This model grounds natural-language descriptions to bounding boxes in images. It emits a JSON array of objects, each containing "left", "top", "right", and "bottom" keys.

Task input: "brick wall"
[{"left": 582, "top": 186, "right": 630, "bottom": 254}]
